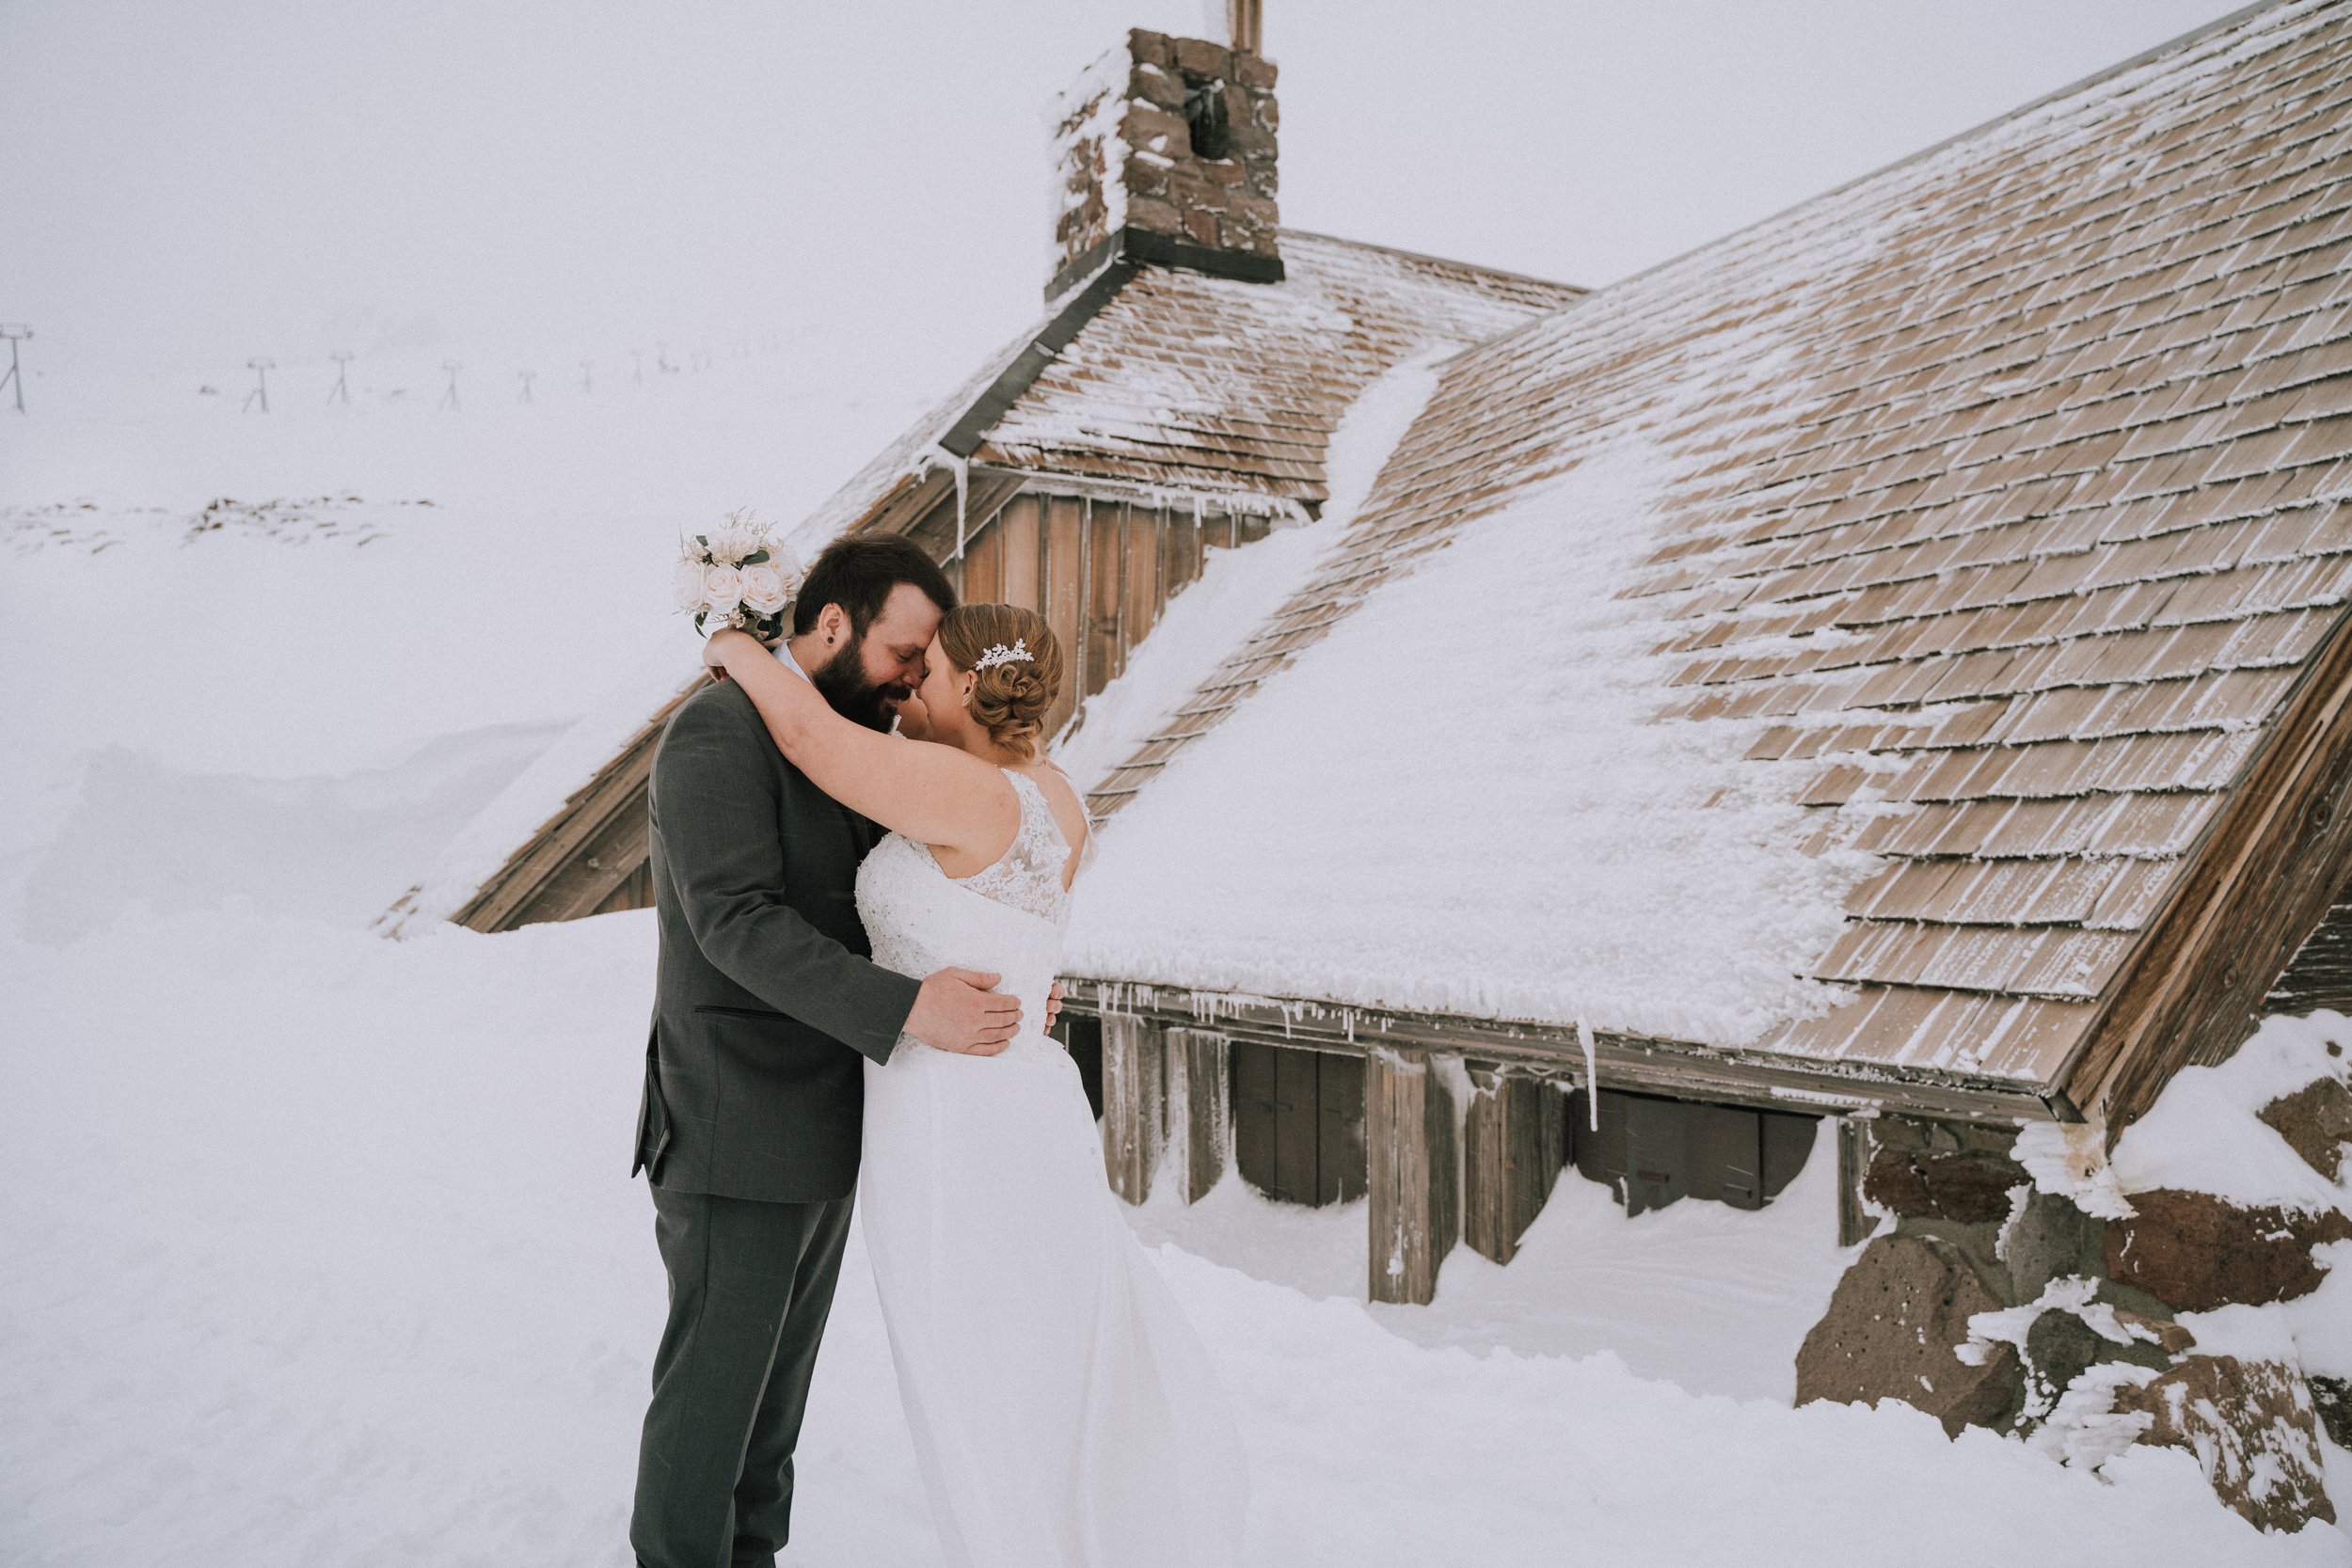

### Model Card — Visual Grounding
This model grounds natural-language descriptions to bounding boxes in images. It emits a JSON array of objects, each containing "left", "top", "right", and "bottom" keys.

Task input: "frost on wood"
[
  {"left": 1067, "top": 433, "right": 1875, "bottom": 1049},
  {"left": 1055, "top": 350, "right": 1447, "bottom": 792},
  {"left": 389, "top": 641, "right": 688, "bottom": 932}
]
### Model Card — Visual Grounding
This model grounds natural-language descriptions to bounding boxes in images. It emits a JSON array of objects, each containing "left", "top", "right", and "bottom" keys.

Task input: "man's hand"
[
  {"left": 907, "top": 968, "right": 1021, "bottom": 1056},
  {"left": 1045, "top": 980, "right": 1065, "bottom": 1032}
]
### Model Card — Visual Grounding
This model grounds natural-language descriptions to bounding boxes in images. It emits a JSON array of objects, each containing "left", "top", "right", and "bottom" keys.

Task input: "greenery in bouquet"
[{"left": 674, "top": 510, "right": 803, "bottom": 642}]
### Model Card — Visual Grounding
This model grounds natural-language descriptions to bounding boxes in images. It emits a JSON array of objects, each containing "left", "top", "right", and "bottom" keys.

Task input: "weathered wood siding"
[
  {"left": 439, "top": 481, "right": 1271, "bottom": 935},
  {"left": 2269, "top": 880, "right": 2352, "bottom": 1019},
  {"left": 1367, "top": 1050, "right": 1459, "bottom": 1307}
]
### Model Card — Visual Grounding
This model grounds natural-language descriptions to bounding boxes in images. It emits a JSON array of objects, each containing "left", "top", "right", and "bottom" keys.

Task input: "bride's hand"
[{"left": 704, "top": 626, "right": 759, "bottom": 676}]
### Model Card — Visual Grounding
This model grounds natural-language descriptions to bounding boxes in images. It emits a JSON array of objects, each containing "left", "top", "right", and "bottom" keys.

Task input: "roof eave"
[{"left": 1058, "top": 977, "right": 2061, "bottom": 1125}]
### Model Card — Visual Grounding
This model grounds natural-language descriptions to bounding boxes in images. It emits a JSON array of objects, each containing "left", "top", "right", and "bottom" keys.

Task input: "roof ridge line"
[
  {"left": 1276, "top": 228, "right": 1587, "bottom": 294},
  {"left": 1590, "top": 0, "right": 2311, "bottom": 302}
]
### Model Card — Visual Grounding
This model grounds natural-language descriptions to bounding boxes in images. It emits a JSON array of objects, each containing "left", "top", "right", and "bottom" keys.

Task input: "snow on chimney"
[{"left": 1048, "top": 29, "right": 1281, "bottom": 300}]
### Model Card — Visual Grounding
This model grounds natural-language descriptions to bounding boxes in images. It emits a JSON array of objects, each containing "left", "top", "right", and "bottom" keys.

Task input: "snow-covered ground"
[
  {"left": 10, "top": 902, "right": 2348, "bottom": 1567},
  {"left": 8, "top": 370, "right": 2346, "bottom": 1563}
]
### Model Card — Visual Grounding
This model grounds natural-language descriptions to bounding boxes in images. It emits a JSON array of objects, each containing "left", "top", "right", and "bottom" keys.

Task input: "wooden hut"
[{"left": 395, "top": 4, "right": 2352, "bottom": 1323}]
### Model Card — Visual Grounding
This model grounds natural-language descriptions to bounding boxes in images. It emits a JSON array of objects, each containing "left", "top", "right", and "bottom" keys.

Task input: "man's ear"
[{"left": 817, "top": 603, "right": 849, "bottom": 646}]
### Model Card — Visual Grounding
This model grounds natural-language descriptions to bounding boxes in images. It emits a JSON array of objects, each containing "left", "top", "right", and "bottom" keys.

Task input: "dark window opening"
[
  {"left": 1057, "top": 1015, "right": 1105, "bottom": 1119},
  {"left": 1568, "top": 1087, "right": 1818, "bottom": 1217},
  {"left": 1184, "top": 79, "right": 1231, "bottom": 161}
]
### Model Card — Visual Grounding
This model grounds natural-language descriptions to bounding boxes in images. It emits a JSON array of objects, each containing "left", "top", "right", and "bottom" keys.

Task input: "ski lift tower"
[
  {"left": 1, "top": 325, "right": 31, "bottom": 413},
  {"left": 327, "top": 350, "right": 355, "bottom": 405},
  {"left": 245, "top": 357, "right": 276, "bottom": 414}
]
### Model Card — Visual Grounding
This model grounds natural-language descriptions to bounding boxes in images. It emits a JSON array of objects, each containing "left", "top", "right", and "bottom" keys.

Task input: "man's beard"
[{"left": 809, "top": 637, "right": 908, "bottom": 732}]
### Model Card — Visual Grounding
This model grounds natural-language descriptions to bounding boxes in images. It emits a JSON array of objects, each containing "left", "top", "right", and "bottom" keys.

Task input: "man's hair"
[{"left": 791, "top": 532, "right": 956, "bottom": 639}]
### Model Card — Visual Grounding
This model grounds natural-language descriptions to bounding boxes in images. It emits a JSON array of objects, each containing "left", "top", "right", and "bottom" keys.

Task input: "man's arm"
[{"left": 657, "top": 689, "right": 1021, "bottom": 1063}]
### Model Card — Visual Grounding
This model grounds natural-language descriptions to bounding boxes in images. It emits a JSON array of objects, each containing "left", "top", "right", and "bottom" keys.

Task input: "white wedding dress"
[{"left": 854, "top": 768, "right": 1248, "bottom": 1568}]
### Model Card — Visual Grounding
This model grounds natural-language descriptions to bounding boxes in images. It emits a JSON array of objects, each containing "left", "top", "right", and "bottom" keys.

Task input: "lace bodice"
[
  {"left": 959, "top": 770, "right": 1076, "bottom": 923},
  {"left": 856, "top": 768, "right": 1080, "bottom": 1054}
]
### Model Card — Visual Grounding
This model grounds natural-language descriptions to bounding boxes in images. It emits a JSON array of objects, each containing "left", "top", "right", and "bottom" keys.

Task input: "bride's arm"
[{"left": 704, "top": 629, "right": 1015, "bottom": 855}]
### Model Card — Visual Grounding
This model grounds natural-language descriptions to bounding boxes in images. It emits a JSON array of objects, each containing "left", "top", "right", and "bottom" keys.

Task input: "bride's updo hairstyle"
[{"left": 939, "top": 603, "right": 1062, "bottom": 759}]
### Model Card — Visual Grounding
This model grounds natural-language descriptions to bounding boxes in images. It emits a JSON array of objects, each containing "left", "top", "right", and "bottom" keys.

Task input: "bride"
[{"left": 703, "top": 605, "right": 1248, "bottom": 1568}]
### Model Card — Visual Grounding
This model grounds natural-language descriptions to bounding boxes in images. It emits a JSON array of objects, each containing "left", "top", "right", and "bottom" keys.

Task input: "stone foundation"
[{"left": 1798, "top": 1107, "right": 2345, "bottom": 1533}]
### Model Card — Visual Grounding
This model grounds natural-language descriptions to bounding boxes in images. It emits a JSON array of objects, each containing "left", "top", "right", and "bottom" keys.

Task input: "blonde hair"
[{"left": 938, "top": 603, "right": 1063, "bottom": 758}]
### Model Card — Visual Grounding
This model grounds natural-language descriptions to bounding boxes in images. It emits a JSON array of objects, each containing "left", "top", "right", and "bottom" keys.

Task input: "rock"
[
  {"left": 1797, "top": 1233, "right": 2023, "bottom": 1436},
  {"left": 2025, "top": 1310, "right": 2106, "bottom": 1416},
  {"left": 2108, "top": 1306, "right": 2195, "bottom": 1356},
  {"left": 1170, "top": 37, "right": 1233, "bottom": 78},
  {"left": 2311, "top": 1374, "right": 2351, "bottom": 1450},
  {"left": 2259, "top": 1077, "right": 2352, "bottom": 1181},
  {"left": 2000, "top": 1188, "right": 2103, "bottom": 1301},
  {"left": 2021, "top": 1302, "right": 2174, "bottom": 1422},
  {"left": 2104, "top": 1189, "right": 2352, "bottom": 1310},
  {"left": 2113, "top": 1356, "right": 2337, "bottom": 1533},
  {"left": 1864, "top": 1148, "right": 2020, "bottom": 1224}
]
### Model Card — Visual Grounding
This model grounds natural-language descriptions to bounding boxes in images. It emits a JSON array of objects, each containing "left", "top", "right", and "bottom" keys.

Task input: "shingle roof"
[
  {"left": 1077, "top": 0, "right": 2352, "bottom": 1110},
  {"left": 391, "top": 231, "right": 1576, "bottom": 939},
  {"left": 971, "top": 231, "right": 1581, "bottom": 504}
]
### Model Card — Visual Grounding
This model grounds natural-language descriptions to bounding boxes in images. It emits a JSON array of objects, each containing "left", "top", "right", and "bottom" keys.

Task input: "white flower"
[
  {"left": 739, "top": 562, "right": 789, "bottom": 615},
  {"left": 709, "top": 523, "right": 760, "bottom": 563},
  {"left": 702, "top": 562, "right": 744, "bottom": 612},
  {"left": 672, "top": 559, "right": 710, "bottom": 610}
]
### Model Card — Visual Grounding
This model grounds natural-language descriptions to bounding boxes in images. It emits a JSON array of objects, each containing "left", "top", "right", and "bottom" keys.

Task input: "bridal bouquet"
[{"left": 674, "top": 512, "right": 803, "bottom": 641}]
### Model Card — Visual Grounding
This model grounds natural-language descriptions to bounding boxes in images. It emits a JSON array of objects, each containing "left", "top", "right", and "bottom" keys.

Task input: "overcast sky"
[{"left": 1, "top": 0, "right": 2241, "bottom": 395}]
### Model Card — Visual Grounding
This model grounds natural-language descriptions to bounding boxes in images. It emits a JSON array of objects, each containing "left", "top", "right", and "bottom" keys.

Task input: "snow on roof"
[
  {"left": 973, "top": 230, "right": 1581, "bottom": 504},
  {"left": 1055, "top": 346, "right": 1449, "bottom": 792},
  {"left": 387, "top": 639, "right": 692, "bottom": 932},
  {"left": 398, "top": 232, "right": 1577, "bottom": 932},
  {"left": 1072, "top": 0, "right": 2352, "bottom": 1083}
]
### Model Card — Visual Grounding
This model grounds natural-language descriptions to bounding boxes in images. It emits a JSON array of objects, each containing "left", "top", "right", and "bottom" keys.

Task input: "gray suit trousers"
[{"left": 630, "top": 1186, "right": 854, "bottom": 1568}]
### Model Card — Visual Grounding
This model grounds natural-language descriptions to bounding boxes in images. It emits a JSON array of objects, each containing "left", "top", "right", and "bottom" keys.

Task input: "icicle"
[
  {"left": 937, "top": 447, "right": 971, "bottom": 560},
  {"left": 1577, "top": 1018, "right": 1599, "bottom": 1131}
]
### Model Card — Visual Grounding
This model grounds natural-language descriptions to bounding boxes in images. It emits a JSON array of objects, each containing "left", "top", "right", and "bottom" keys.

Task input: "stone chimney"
[{"left": 1047, "top": 29, "right": 1281, "bottom": 300}]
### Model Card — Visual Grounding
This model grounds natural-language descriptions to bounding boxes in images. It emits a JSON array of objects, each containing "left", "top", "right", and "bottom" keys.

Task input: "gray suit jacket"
[{"left": 632, "top": 677, "right": 921, "bottom": 1204}]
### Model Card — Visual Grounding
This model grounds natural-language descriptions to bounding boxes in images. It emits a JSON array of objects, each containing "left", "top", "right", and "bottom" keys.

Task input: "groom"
[{"left": 630, "top": 532, "right": 1024, "bottom": 1568}]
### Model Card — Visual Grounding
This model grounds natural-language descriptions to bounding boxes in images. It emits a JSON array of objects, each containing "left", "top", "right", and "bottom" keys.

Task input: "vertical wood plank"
[
  {"left": 999, "top": 497, "right": 1041, "bottom": 611},
  {"left": 1232, "top": 1038, "right": 1279, "bottom": 1200},
  {"left": 1163, "top": 504, "right": 1202, "bottom": 604},
  {"left": 961, "top": 515, "right": 1004, "bottom": 604},
  {"left": 1836, "top": 1117, "right": 1873, "bottom": 1247},
  {"left": 1463, "top": 1069, "right": 1567, "bottom": 1265},
  {"left": 1100, "top": 1014, "right": 1167, "bottom": 1205},
  {"left": 1044, "top": 496, "right": 1085, "bottom": 737},
  {"left": 1164, "top": 1028, "right": 1232, "bottom": 1203},
  {"left": 1272, "top": 1043, "right": 1319, "bottom": 1204},
  {"left": 1123, "top": 503, "right": 1162, "bottom": 659},
  {"left": 1317, "top": 1050, "right": 1368, "bottom": 1204},
  {"left": 1367, "top": 1050, "right": 1459, "bottom": 1306},
  {"left": 1690, "top": 1101, "right": 1767, "bottom": 1211},
  {"left": 1087, "top": 499, "right": 1124, "bottom": 698},
  {"left": 1760, "top": 1112, "right": 1820, "bottom": 1201}
]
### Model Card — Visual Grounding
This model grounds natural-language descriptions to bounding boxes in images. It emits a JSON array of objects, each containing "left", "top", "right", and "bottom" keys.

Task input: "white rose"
[
  {"left": 702, "top": 562, "right": 744, "bottom": 612},
  {"left": 709, "top": 524, "right": 758, "bottom": 563},
  {"left": 739, "top": 562, "right": 789, "bottom": 615},
  {"left": 673, "top": 559, "right": 710, "bottom": 610}
]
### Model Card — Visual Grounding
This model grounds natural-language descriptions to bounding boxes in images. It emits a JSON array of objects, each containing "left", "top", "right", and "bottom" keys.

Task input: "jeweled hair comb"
[{"left": 974, "top": 639, "right": 1034, "bottom": 672}]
